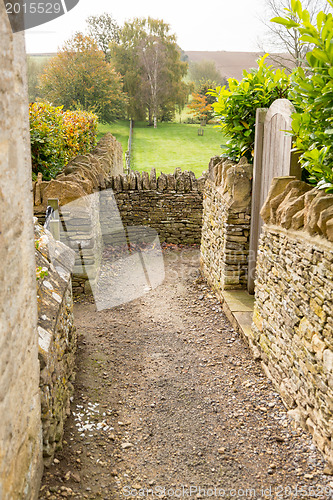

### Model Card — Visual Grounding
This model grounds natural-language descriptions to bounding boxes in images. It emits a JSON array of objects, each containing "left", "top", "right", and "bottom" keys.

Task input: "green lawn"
[
  {"left": 98, "top": 120, "right": 225, "bottom": 177},
  {"left": 132, "top": 122, "right": 225, "bottom": 177}
]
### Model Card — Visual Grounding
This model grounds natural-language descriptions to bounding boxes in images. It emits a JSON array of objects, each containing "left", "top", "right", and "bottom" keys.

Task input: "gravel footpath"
[{"left": 39, "top": 247, "right": 333, "bottom": 500}]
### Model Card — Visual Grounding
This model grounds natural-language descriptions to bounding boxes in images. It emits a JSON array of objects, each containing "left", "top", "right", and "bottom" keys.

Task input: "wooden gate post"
[
  {"left": 247, "top": 108, "right": 267, "bottom": 295},
  {"left": 247, "top": 99, "right": 301, "bottom": 294}
]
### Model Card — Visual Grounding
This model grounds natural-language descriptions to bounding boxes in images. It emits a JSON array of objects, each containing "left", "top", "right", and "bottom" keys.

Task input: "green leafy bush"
[
  {"left": 30, "top": 101, "right": 65, "bottom": 179},
  {"left": 30, "top": 102, "right": 98, "bottom": 180},
  {"left": 272, "top": 0, "right": 333, "bottom": 191},
  {"left": 208, "top": 56, "right": 290, "bottom": 162}
]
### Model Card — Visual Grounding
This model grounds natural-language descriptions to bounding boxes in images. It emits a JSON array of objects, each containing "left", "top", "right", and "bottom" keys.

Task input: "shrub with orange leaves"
[
  {"left": 187, "top": 92, "right": 213, "bottom": 122},
  {"left": 30, "top": 101, "right": 97, "bottom": 180},
  {"left": 63, "top": 110, "right": 98, "bottom": 159}
]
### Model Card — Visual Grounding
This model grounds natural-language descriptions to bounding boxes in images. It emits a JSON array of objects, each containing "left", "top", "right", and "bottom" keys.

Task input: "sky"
[{"left": 25, "top": 0, "right": 270, "bottom": 54}]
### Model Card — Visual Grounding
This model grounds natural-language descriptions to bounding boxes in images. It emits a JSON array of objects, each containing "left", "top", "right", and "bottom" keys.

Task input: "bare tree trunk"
[
  {"left": 258, "top": 0, "right": 331, "bottom": 69},
  {"left": 148, "top": 107, "right": 153, "bottom": 126}
]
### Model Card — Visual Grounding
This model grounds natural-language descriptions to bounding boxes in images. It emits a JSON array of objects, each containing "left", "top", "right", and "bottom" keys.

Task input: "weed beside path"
[{"left": 39, "top": 248, "right": 332, "bottom": 500}]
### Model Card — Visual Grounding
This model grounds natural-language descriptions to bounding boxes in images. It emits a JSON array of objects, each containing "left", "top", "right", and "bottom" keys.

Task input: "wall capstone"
[{"left": 261, "top": 177, "right": 333, "bottom": 241}]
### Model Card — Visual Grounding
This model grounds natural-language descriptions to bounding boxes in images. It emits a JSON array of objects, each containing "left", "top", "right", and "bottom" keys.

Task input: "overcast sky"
[{"left": 25, "top": 0, "right": 271, "bottom": 54}]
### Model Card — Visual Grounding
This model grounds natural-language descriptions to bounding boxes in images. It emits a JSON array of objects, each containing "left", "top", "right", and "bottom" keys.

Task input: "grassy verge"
[{"left": 131, "top": 122, "right": 225, "bottom": 177}]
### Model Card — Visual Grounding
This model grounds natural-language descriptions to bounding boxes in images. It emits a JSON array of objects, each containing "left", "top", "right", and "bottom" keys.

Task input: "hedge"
[{"left": 30, "top": 102, "right": 98, "bottom": 180}]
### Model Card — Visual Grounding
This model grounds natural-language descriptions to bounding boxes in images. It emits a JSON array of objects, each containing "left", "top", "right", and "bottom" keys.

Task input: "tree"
[
  {"left": 111, "top": 17, "right": 189, "bottom": 126},
  {"left": 188, "top": 93, "right": 213, "bottom": 122},
  {"left": 86, "top": 13, "right": 120, "bottom": 62},
  {"left": 38, "top": 33, "right": 127, "bottom": 123},
  {"left": 272, "top": 0, "right": 333, "bottom": 191},
  {"left": 188, "top": 79, "right": 217, "bottom": 122},
  {"left": 139, "top": 37, "right": 167, "bottom": 128},
  {"left": 188, "top": 60, "right": 225, "bottom": 87},
  {"left": 259, "top": 0, "right": 332, "bottom": 68}
]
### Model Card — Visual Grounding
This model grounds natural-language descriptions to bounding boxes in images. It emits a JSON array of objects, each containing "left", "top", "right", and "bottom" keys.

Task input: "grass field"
[
  {"left": 99, "top": 120, "right": 225, "bottom": 177},
  {"left": 131, "top": 122, "right": 225, "bottom": 177}
]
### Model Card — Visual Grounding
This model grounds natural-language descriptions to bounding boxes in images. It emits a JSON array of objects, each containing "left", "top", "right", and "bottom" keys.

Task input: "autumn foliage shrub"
[
  {"left": 29, "top": 102, "right": 97, "bottom": 179},
  {"left": 63, "top": 110, "right": 98, "bottom": 159},
  {"left": 188, "top": 93, "right": 213, "bottom": 122}
]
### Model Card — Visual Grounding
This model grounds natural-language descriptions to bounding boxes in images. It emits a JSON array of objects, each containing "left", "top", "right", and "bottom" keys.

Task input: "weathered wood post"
[
  {"left": 247, "top": 99, "right": 301, "bottom": 294},
  {"left": 247, "top": 108, "right": 267, "bottom": 294}
]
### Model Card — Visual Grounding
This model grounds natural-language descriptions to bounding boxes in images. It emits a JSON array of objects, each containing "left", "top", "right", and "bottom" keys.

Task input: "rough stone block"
[
  {"left": 157, "top": 172, "right": 167, "bottom": 191},
  {"left": 306, "top": 195, "right": 333, "bottom": 236},
  {"left": 142, "top": 171, "right": 150, "bottom": 190},
  {"left": 129, "top": 172, "right": 137, "bottom": 190},
  {"left": 150, "top": 168, "right": 157, "bottom": 189},
  {"left": 260, "top": 176, "right": 296, "bottom": 223}
]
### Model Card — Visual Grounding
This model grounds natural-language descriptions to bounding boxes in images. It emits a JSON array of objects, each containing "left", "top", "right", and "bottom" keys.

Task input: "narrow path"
[{"left": 40, "top": 248, "right": 331, "bottom": 500}]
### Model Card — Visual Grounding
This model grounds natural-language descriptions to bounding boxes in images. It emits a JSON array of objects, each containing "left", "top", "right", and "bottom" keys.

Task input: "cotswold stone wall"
[
  {"left": 33, "top": 132, "right": 123, "bottom": 216},
  {"left": 200, "top": 157, "right": 252, "bottom": 293},
  {"left": 0, "top": 7, "right": 43, "bottom": 499},
  {"left": 51, "top": 168, "right": 205, "bottom": 295},
  {"left": 59, "top": 194, "right": 102, "bottom": 295},
  {"left": 108, "top": 168, "right": 205, "bottom": 245},
  {"left": 33, "top": 133, "right": 123, "bottom": 294},
  {"left": 35, "top": 222, "right": 76, "bottom": 467},
  {"left": 250, "top": 178, "right": 333, "bottom": 466},
  {"left": 34, "top": 135, "right": 206, "bottom": 294}
]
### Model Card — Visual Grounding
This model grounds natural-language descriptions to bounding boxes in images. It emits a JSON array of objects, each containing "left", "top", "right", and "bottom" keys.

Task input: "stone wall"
[
  {"left": 59, "top": 193, "right": 102, "bottom": 295},
  {"left": 0, "top": 5, "right": 43, "bottom": 498},
  {"left": 108, "top": 168, "right": 205, "bottom": 245},
  {"left": 200, "top": 157, "right": 252, "bottom": 294},
  {"left": 36, "top": 156, "right": 206, "bottom": 294},
  {"left": 33, "top": 133, "right": 123, "bottom": 295},
  {"left": 35, "top": 222, "right": 76, "bottom": 467},
  {"left": 250, "top": 177, "right": 333, "bottom": 466},
  {"left": 33, "top": 132, "right": 123, "bottom": 217}
]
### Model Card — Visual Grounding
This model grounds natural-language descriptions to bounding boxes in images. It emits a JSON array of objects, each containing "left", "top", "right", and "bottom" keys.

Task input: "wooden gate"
[{"left": 247, "top": 99, "right": 301, "bottom": 294}]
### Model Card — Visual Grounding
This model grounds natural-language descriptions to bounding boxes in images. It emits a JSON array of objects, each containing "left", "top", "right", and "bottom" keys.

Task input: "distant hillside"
[
  {"left": 185, "top": 51, "right": 293, "bottom": 81},
  {"left": 28, "top": 51, "right": 293, "bottom": 83}
]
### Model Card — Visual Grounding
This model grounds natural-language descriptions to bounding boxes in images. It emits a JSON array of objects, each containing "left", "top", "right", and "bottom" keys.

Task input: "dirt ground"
[{"left": 39, "top": 247, "right": 333, "bottom": 500}]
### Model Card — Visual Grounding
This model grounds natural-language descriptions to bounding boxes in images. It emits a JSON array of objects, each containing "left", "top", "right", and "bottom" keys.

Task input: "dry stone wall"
[
  {"left": 33, "top": 133, "right": 123, "bottom": 294},
  {"left": 200, "top": 157, "right": 253, "bottom": 294},
  {"left": 35, "top": 222, "right": 76, "bottom": 467},
  {"left": 0, "top": 6, "right": 43, "bottom": 499},
  {"left": 59, "top": 193, "right": 102, "bottom": 295},
  {"left": 34, "top": 135, "right": 206, "bottom": 293},
  {"left": 250, "top": 178, "right": 333, "bottom": 466},
  {"left": 33, "top": 133, "right": 123, "bottom": 217},
  {"left": 107, "top": 168, "right": 205, "bottom": 245}
]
